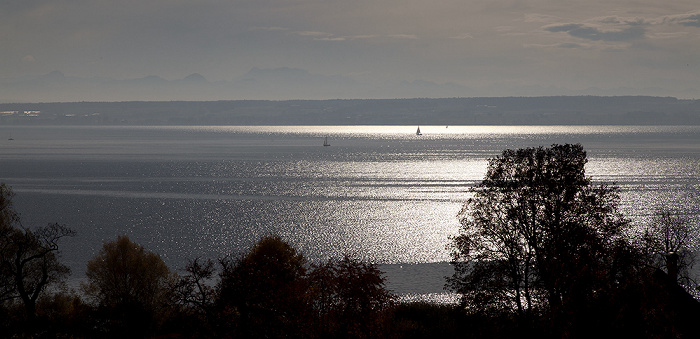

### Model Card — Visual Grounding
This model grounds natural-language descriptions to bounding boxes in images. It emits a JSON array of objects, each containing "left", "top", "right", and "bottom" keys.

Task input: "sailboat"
[
  {"left": 416, "top": 126, "right": 422, "bottom": 135},
  {"left": 323, "top": 136, "right": 330, "bottom": 146}
]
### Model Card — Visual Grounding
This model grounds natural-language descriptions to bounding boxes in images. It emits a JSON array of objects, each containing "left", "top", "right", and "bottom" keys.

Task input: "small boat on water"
[
  {"left": 323, "top": 136, "right": 330, "bottom": 146},
  {"left": 416, "top": 126, "right": 422, "bottom": 135}
]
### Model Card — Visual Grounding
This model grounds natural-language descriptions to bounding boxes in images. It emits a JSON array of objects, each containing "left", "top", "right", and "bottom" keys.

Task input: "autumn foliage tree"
[
  {"left": 214, "top": 235, "right": 394, "bottom": 338},
  {"left": 308, "top": 256, "right": 394, "bottom": 338},
  {"left": 0, "top": 184, "right": 396, "bottom": 338},
  {"left": 83, "top": 235, "right": 173, "bottom": 337},
  {"left": 215, "top": 234, "right": 308, "bottom": 338}
]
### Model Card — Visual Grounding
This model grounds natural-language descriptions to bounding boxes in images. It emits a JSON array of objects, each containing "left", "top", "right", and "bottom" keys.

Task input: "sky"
[{"left": 1, "top": 0, "right": 700, "bottom": 101}]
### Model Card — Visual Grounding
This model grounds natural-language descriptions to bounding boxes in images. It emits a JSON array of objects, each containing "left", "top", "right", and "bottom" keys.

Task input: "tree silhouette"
[
  {"left": 170, "top": 258, "right": 217, "bottom": 337},
  {"left": 214, "top": 235, "right": 394, "bottom": 338},
  {"left": 0, "top": 183, "right": 74, "bottom": 326},
  {"left": 447, "top": 144, "right": 636, "bottom": 335},
  {"left": 642, "top": 207, "right": 699, "bottom": 286},
  {"left": 83, "top": 235, "right": 172, "bottom": 337},
  {"left": 215, "top": 234, "right": 307, "bottom": 338},
  {"left": 0, "top": 183, "right": 22, "bottom": 303},
  {"left": 307, "top": 255, "right": 394, "bottom": 338}
]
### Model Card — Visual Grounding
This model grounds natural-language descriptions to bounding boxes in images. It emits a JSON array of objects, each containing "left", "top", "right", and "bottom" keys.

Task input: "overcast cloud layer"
[{"left": 1, "top": 0, "right": 700, "bottom": 101}]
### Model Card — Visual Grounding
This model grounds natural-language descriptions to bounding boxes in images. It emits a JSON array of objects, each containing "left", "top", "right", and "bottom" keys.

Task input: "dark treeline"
[
  {"left": 2, "top": 96, "right": 700, "bottom": 125},
  {"left": 2, "top": 143, "right": 700, "bottom": 338},
  {"left": 448, "top": 144, "right": 700, "bottom": 338},
  {"left": 1, "top": 183, "right": 397, "bottom": 338}
]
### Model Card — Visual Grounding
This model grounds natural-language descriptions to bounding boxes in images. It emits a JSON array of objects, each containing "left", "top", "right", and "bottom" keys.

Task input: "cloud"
[
  {"left": 296, "top": 31, "right": 334, "bottom": 37},
  {"left": 292, "top": 31, "right": 381, "bottom": 41},
  {"left": 387, "top": 34, "right": 419, "bottom": 39},
  {"left": 310, "top": 33, "right": 420, "bottom": 41},
  {"left": 648, "top": 32, "right": 690, "bottom": 39},
  {"left": 250, "top": 26, "right": 411, "bottom": 43},
  {"left": 347, "top": 35, "right": 378, "bottom": 40},
  {"left": 544, "top": 23, "right": 646, "bottom": 41},
  {"left": 250, "top": 26, "right": 289, "bottom": 32},
  {"left": 524, "top": 13, "right": 561, "bottom": 23},
  {"left": 596, "top": 16, "right": 649, "bottom": 26},
  {"left": 524, "top": 42, "right": 587, "bottom": 49},
  {"left": 662, "top": 11, "right": 700, "bottom": 27},
  {"left": 556, "top": 42, "right": 585, "bottom": 49},
  {"left": 495, "top": 26, "right": 515, "bottom": 32},
  {"left": 449, "top": 33, "right": 473, "bottom": 39},
  {"left": 3, "top": 1, "right": 700, "bottom": 99},
  {"left": 542, "top": 10, "right": 700, "bottom": 43},
  {"left": 314, "top": 37, "right": 346, "bottom": 41}
]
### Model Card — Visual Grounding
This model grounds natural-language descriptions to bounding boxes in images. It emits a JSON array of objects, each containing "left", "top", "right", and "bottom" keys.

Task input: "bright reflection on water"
[{"left": 1, "top": 125, "right": 700, "bottom": 299}]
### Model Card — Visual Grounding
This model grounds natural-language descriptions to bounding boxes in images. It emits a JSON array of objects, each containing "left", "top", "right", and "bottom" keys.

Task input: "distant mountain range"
[
  {"left": 1, "top": 96, "right": 699, "bottom": 125},
  {"left": 0, "top": 68, "right": 475, "bottom": 103},
  {"left": 2, "top": 68, "right": 697, "bottom": 103}
]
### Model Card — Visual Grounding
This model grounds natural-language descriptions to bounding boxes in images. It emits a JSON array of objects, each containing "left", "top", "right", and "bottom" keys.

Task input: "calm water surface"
[{"left": 1, "top": 125, "right": 699, "bottom": 300}]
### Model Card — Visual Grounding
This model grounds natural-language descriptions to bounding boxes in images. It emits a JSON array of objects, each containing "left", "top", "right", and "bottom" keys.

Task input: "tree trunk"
[{"left": 666, "top": 252, "right": 679, "bottom": 283}]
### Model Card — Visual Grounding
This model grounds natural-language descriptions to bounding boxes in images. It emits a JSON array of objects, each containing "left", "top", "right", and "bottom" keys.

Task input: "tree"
[
  {"left": 642, "top": 207, "right": 699, "bottom": 286},
  {"left": 215, "top": 234, "right": 307, "bottom": 338},
  {"left": 170, "top": 258, "right": 217, "bottom": 337},
  {"left": 307, "top": 255, "right": 394, "bottom": 338},
  {"left": 172, "top": 258, "right": 216, "bottom": 316},
  {"left": 215, "top": 235, "right": 394, "bottom": 338},
  {"left": 83, "top": 235, "right": 172, "bottom": 336},
  {"left": 0, "top": 183, "right": 75, "bottom": 324},
  {"left": 447, "top": 144, "right": 633, "bottom": 333},
  {"left": 0, "top": 183, "right": 21, "bottom": 303}
]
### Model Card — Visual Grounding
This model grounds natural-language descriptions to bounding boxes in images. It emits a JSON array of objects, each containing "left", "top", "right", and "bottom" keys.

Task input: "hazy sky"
[{"left": 2, "top": 0, "right": 700, "bottom": 99}]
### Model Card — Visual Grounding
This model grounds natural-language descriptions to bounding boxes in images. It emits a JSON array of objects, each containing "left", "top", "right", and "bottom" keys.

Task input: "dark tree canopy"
[
  {"left": 448, "top": 144, "right": 644, "bottom": 335},
  {"left": 216, "top": 234, "right": 308, "bottom": 338},
  {"left": 0, "top": 185, "right": 400, "bottom": 338},
  {"left": 215, "top": 234, "right": 394, "bottom": 338},
  {"left": 82, "top": 235, "right": 172, "bottom": 337},
  {"left": 217, "top": 234, "right": 307, "bottom": 310},
  {"left": 0, "top": 184, "right": 74, "bottom": 324},
  {"left": 307, "top": 256, "right": 394, "bottom": 337},
  {"left": 83, "top": 235, "right": 172, "bottom": 310},
  {"left": 0, "top": 183, "right": 20, "bottom": 230}
]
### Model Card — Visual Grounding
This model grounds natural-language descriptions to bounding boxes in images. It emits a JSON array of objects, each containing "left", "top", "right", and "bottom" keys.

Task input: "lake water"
[{"left": 1, "top": 125, "right": 699, "bottom": 302}]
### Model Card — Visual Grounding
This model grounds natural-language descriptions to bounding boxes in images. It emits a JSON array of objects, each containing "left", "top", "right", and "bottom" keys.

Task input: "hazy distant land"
[{"left": 2, "top": 96, "right": 700, "bottom": 126}]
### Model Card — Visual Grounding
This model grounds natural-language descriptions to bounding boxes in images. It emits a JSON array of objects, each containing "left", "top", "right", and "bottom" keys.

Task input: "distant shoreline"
[{"left": 2, "top": 96, "right": 699, "bottom": 126}]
